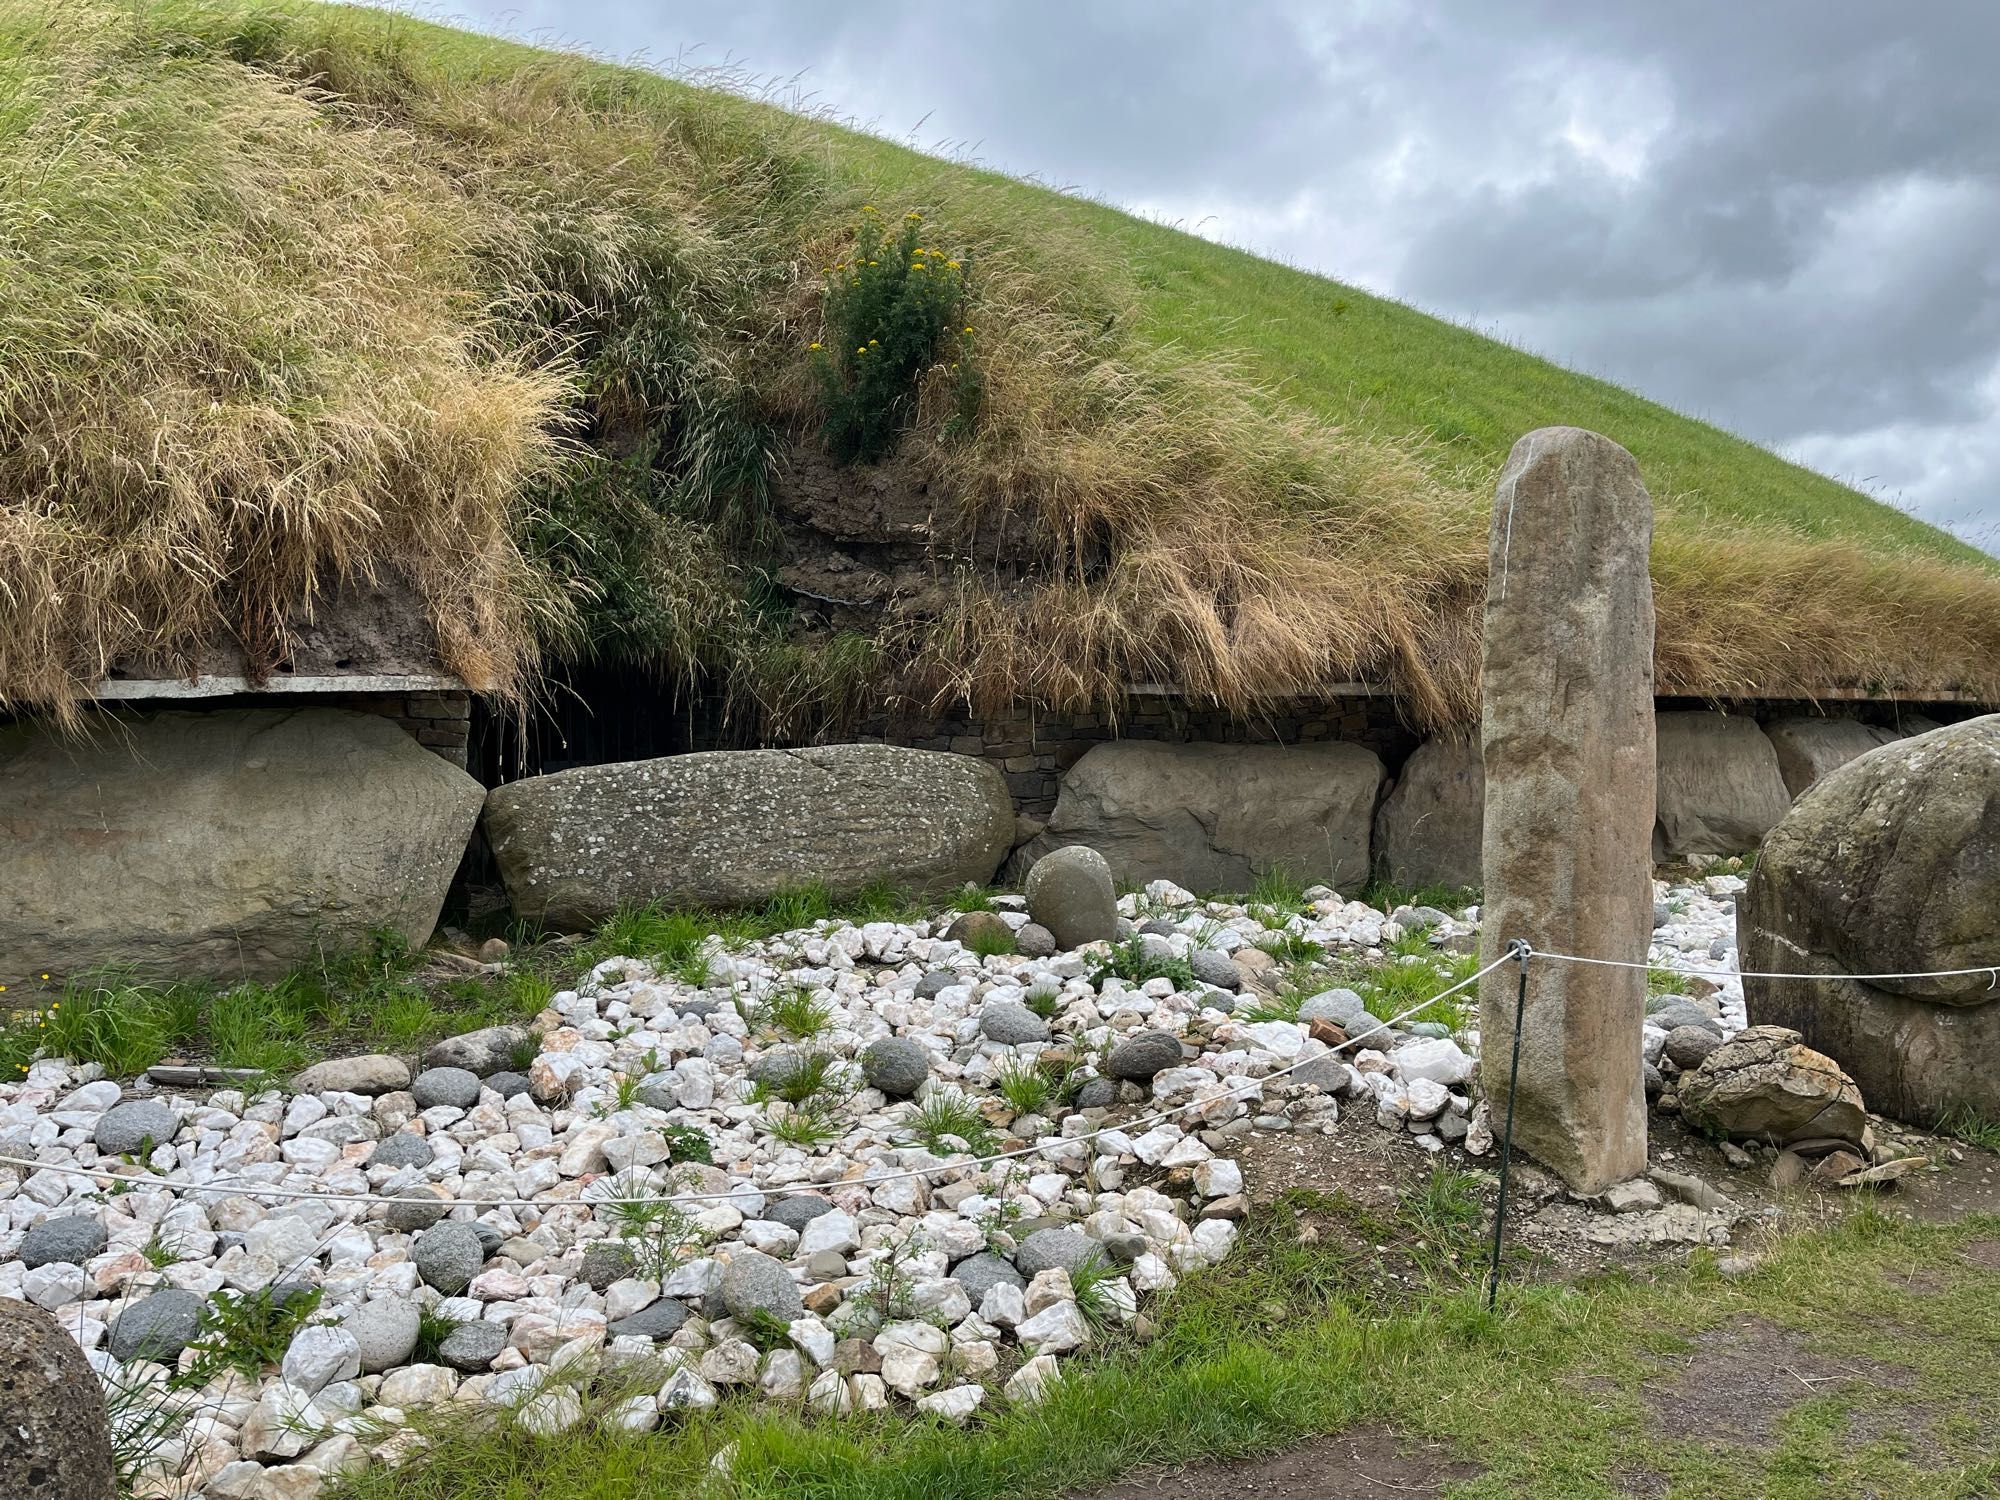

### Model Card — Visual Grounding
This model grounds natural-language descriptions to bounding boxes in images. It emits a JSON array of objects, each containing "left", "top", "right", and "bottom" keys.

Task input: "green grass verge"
[{"left": 329, "top": 1186, "right": 2000, "bottom": 1500}]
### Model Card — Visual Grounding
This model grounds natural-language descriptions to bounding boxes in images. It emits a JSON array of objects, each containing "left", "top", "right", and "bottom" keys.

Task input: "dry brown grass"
[{"left": 5, "top": 0, "right": 1998, "bottom": 735}]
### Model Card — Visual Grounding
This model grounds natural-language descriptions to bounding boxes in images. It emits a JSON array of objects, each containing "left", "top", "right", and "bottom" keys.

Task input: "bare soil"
[
  {"left": 1074, "top": 1427, "right": 1479, "bottom": 1499},
  {"left": 1640, "top": 1319, "right": 1913, "bottom": 1446}
]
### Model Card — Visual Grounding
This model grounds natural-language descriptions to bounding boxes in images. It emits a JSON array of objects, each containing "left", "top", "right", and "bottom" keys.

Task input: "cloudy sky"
[{"left": 424, "top": 1, "right": 2000, "bottom": 550}]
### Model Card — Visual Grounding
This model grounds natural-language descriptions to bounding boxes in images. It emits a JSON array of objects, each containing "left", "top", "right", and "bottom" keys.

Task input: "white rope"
[
  {"left": 1528, "top": 949, "right": 2000, "bottom": 986},
  {"left": 0, "top": 954, "right": 1518, "bottom": 1213}
]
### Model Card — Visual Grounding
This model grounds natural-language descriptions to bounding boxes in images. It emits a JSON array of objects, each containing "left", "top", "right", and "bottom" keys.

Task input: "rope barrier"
[
  {"left": 0, "top": 953, "right": 1520, "bottom": 1213},
  {"left": 1527, "top": 950, "right": 2000, "bottom": 986}
]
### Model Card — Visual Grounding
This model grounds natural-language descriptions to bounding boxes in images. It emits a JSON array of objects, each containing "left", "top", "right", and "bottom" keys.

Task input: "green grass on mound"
[{"left": 4, "top": 0, "right": 1996, "bottom": 733}]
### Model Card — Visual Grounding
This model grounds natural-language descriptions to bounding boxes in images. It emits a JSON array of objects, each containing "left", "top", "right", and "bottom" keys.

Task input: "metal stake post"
[{"left": 1486, "top": 939, "right": 1531, "bottom": 1311}]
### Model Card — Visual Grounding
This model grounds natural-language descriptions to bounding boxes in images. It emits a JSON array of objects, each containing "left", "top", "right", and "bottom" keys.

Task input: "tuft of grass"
[
  {"left": 1355, "top": 952, "right": 1482, "bottom": 1034},
  {"left": 1068, "top": 1250, "right": 1123, "bottom": 1331},
  {"left": 963, "top": 924, "right": 1017, "bottom": 959},
  {"left": 765, "top": 986, "right": 835, "bottom": 1040},
  {"left": 903, "top": 1088, "right": 997, "bottom": 1158},
  {"left": 1022, "top": 976, "right": 1064, "bottom": 1020},
  {"left": 755, "top": 1047, "right": 846, "bottom": 1107},
  {"left": 947, "top": 886, "right": 998, "bottom": 913},
  {"left": 415, "top": 1305, "right": 464, "bottom": 1366},
  {"left": 1248, "top": 866, "right": 1312, "bottom": 914},
  {"left": 1938, "top": 1105, "right": 2000, "bottom": 1153},
  {"left": 994, "top": 1057, "right": 1053, "bottom": 1118},
  {"left": 763, "top": 1101, "right": 845, "bottom": 1150}
]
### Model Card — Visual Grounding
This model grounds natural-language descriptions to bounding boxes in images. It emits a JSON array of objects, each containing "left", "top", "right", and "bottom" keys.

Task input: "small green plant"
[
  {"left": 1022, "top": 977, "right": 1063, "bottom": 1020},
  {"left": 1089, "top": 936, "right": 1196, "bottom": 990},
  {"left": 1069, "top": 1251, "right": 1123, "bottom": 1331},
  {"left": 994, "top": 1056, "right": 1052, "bottom": 1118},
  {"left": 1255, "top": 931, "right": 1326, "bottom": 965},
  {"left": 736, "top": 1307, "right": 795, "bottom": 1352},
  {"left": 658, "top": 1124, "right": 714, "bottom": 1165},
  {"left": 948, "top": 886, "right": 997, "bottom": 913},
  {"left": 767, "top": 986, "right": 835, "bottom": 1040},
  {"left": 813, "top": 207, "right": 977, "bottom": 462},
  {"left": 970, "top": 1179, "right": 1026, "bottom": 1252},
  {"left": 904, "top": 1088, "right": 997, "bottom": 1157},
  {"left": 1357, "top": 953, "right": 1480, "bottom": 1033},
  {"left": 1938, "top": 1103, "right": 2000, "bottom": 1153},
  {"left": 1249, "top": 865, "right": 1311, "bottom": 915},
  {"left": 140, "top": 1230, "right": 182, "bottom": 1270},
  {"left": 764, "top": 1101, "right": 845, "bottom": 1149},
  {"left": 415, "top": 1305, "right": 464, "bottom": 1364},
  {"left": 606, "top": 1185, "right": 701, "bottom": 1282},
  {"left": 964, "top": 924, "right": 1017, "bottom": 959},
  {"left": 859, "top": 1227, "right": 931, "bottom": 1322},
  {"left": 753, "top": 1048, "right": 846, "bottom": 1107},
  {"left": 177, "top": 1284, "right": 325, "bottom": 1388}
]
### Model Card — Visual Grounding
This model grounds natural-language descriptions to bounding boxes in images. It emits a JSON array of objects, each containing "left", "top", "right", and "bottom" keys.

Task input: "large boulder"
[
  {"left": 1372, "top": 735, "right": 1483, "bottom": 893},
  {"left": 0, "top": 1296, "right": 116, "bottom": 1500},
  {"left": 1742, "top": 715, "right": 2000, "bottom": 1125},
  {"left": 0, "top": 708, "right": 481, "bottom": 983},
  {"left": 1035, "top": 741, "right": 1383, "bottom": 893},
  {"left": 1762, "top": 717, "right": 1899, "bottom": 799},
  {"left": 484, "top": 745, "right": 1014, "bottom": 927},
  {"left": 1678, "top": 1025, "right": 1867, "bottom": 1146},
  {"left": 1652, "top": 712, "right": 1791, "bottom": 861}
]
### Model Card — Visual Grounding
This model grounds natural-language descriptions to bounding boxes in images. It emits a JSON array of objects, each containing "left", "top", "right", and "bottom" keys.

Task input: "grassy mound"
[{"left": 5, "top": 0, "right": 1997, "bottom": 729}]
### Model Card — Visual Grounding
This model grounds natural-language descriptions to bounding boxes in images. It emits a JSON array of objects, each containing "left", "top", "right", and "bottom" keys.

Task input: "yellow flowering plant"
[{"left": 811, "top": 208, "right": 979, "bottom": 461}]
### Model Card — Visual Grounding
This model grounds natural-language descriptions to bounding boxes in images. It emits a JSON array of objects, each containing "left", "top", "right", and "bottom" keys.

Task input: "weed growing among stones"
[
  {"left": 657, "top": 1124, "right": 714, "bottom": 1165},
  {"left": 767, "top": 985, "right": 835, "bottom": 1039},
  {"left": 179, "top": 1284, "right": 325, "bottom": 1389},
  {"left": 606, "top": 1185, "right": 701, "bottom": 1283},
  {"left": 995, "top": 1056, "right": 1053, "bottom": 1117},
  {"left": 416, "top": 1305, "right": 464, "bottom": 1365},
  {"left": 904, "top": 1087, "right": 996, "bottom": 1157},
  {"left": 764, "top": 1100, "right": 846, "bottom": 1149}
]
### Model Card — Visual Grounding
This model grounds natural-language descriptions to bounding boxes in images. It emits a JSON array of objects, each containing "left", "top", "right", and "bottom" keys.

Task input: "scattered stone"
[
  {"left": 609, "top": 1299, "right": 690, "bottom": 1341},
  {"left": 720, "top": 1249, "right": 804, "bottom": 1323},
  {"left": 422, "top": 1025, "right": 531, "bottom": 1078},
  {"left": 294, "top": 1054, "right": 411, "bottom": 1096},
  {"left": 861, "top": 1038, "right": 930, "bottom": 1098},
  {"left": 1015, "top": 1228, "right": 1103, "bottom": 1278},
  {"left": 950, "top": 1252, "right": 1025, "bottom": 1302},
  {"left": 413, "top": 1221, "right": 486, "bottom": 1295},
  {"left": 384, "top": 1186, "right": 448, "bottom": 1234},
  {"left": 341, "top": 1300, "right": 421, "bottom": 1373},
  {"left": 19, "top": 1216, "right": 107, "bottom": 1271},
  {"left": 410, "top": 1067, "right": 482, "bottom": 1110},
  {"left": 1023, "top": 844, "right": 1120, "bottom": 949},
  {"left": 368, "top": 1132, "right": 435, "bottom": 1170},
  {"left": 1678, "top": 1026, "right": 1867, "bottom": 1146},
  {"left": 1662, "top": 1025, "right": 1724, "bottom": 1071},
  {"left": 1105, "top": 1031, "right": 1182, "bottom": 1081},
  {"left": 437, "top": 1321, "right": 508, "bottom": 1372},
  {"left": 106, "top": 1288, "right": 205, "bottom": 1363},
  {"left": 1189, "top": 950, "right": 1242, "bottom": 990},
  {"left": 92, "top": 1099, "right": 179, "bottom": 1156},
  {"left": 1015, "top": 922, "right": 1057, "bottom": 957},
  {"left": 979, "top": 1002, "right": 1049, "bottom": 1045}
]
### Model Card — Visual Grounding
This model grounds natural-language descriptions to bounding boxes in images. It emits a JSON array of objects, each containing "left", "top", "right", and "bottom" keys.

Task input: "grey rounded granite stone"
[
  {"left": 1647, "top": 999, "right": 1724, "bottom": 1036},
  {"left": 1663, "top": 1024, "right": 1725, "bottom": 1071},
  {"left": 384, "top": 1186, "right": 448, "bottom": 1234},
  {"left": 1297, "top": 988, "right": 1372, "bottom": 1031},
  {"left": 915, "top": 970, "right": 960, "bottom": 1001},
  {"left": 720, "top": 1249, "right": 803, "bottom": 1322},
  {"left": 484, "top": 1071, "right": 531, "bottom": 1101},
  {"left": 93, "top": 1100, "right": 180, "bottom": 1157},
  {"left": 1106, "top": 1030, "right": 1182, "bottom": 1082},
  {"left": 634, "top": 1083, "right": 677, "bottom": 1111},
  {"left": 1136, "top": 918, "right": 1179, "bottom": 938},
  {"left": 861, "top": 1038, "right": 929, "bottom": 1099},
  {"left": 749, "top": 1049, "right": 807, "bottom": 1090},
  {"left": 468, "top": 1222, "right": 504, "bottom": 1258},
  {"left": 1014, "top": 1227, "right": 1105, "bottom": 1277},
  {"left": 1015, "top": 923, "right": 1057, "bottom": 957},
  {"left": 437, "top": 1319, "right": 508, "bottom": 1372},
  {"left": 609, "top": 1298, "right": 691, "bottom": 1341},
  {"left": 341, "top": 1299, "right": 421, "bottom": 1373},
  {"left": 948, "top": 1251, "right": 1024, "bottom": 1301},
  {"left": 979, "top": 1001, "right": 1049, "bottom": 1045},
  {"left": 1199, "top": 988, "right": 1238, "bottom": 1015},
  {"left": 267, "top": 1279, "right": 316, "bottom": 1312},
  {"left": 20, "top": 1215, "right": 107, "bottom": 1270},
  {"left": 768, "top": 1195, "right": 836, "bottom": 1232},
  {"left": 422, "top": 1024, "right": 531, "bottom": 1078},
  {"left": 410, "top": 1067, "right": 482, "bottom": 1109},
  {"left": 580, "top": 1241, "right": 636, "bottom": 1291},
  {"left": 368, "top": 1132, "right": 435, "bottom": 1170},
  {"left": 1100, "top": 1232, "right": 1149, "bottom": 1266},
  {"left": 1406, "top": 1021, "right": 1453, "bottom": 1040},
  {"left": 1643, "top": 1061, "right": 1665, "bottom": 1099},
  {"left": 413, "top": 1221, "right": 485, "bottom": 1294},
  {"left": 1189, "top": 950, "right": 1242, "bottom": 991},
  {"left": 678, "top": 997, "right": 722, "bottom": 1021},
  {"left": 1073, "top": 1077, "right": 1117, "bottom": 1109},
  {"left": 1025, "top": 845, "right": 1120, "bottom": 949},
  {"left": 107, "top": 1288, "right": 205, "bottom": 1363}
]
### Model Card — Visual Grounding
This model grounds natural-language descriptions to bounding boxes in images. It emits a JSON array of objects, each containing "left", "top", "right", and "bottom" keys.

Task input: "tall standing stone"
[{"left": 1478, "top": 428, "right": 1656, "bottom": 1195}]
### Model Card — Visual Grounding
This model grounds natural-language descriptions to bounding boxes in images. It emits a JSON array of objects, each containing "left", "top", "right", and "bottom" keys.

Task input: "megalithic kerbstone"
[{"left": 1478, "top": 426, "right": 1656, "bottom": 1195}]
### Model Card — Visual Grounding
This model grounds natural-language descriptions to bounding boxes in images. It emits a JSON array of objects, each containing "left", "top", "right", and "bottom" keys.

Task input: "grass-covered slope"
[{"left": 4, "top": 0, "right": 1996, "bottom": 731}]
